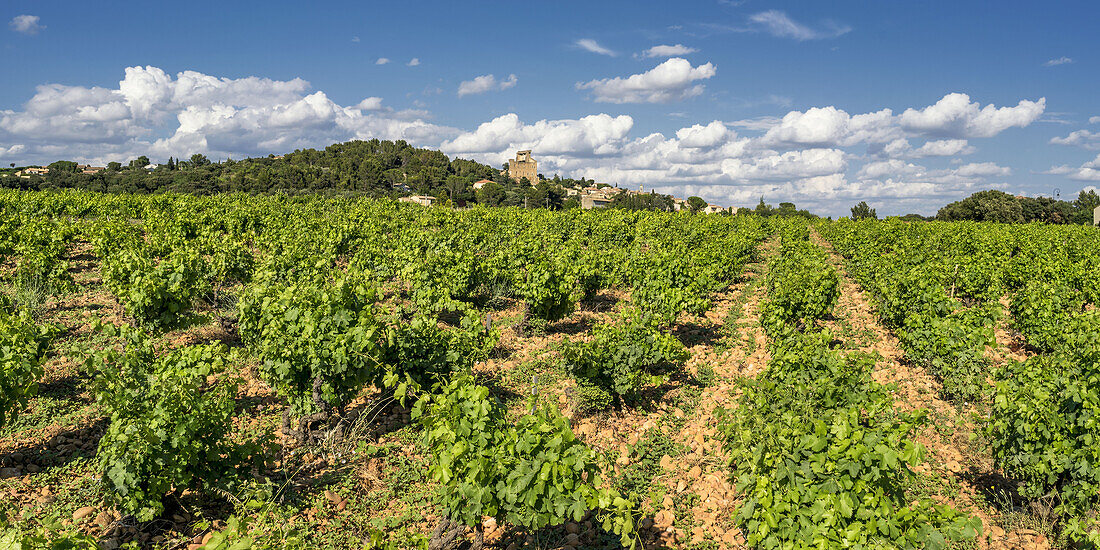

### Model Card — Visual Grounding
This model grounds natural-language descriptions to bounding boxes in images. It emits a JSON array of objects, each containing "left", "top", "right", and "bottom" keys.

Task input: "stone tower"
[{"left": 507, "top": 150, "right": 538, "bottom": 185}]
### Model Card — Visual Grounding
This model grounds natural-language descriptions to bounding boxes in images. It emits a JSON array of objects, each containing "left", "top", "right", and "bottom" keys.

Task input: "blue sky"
[{"left": 2, "top": 1, "right": 1098, "bottom": 215}]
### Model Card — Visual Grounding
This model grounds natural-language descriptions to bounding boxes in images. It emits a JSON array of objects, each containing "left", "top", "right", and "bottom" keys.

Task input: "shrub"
[
  {"left": 989, "top": 314, "right": 1100, "bottom": 525},
  {"left": 204, "top": 233, "right": 255, "bottom": 286},
  {"left": 1010, "top": 278, "right": 1084, "bottom": 353},
  {"left": 563, "top": 312, "right": 687, "bottom": 408},
  {"left": 382, "top": 311, "right": 498, "bottom": 393},
  {"left": 87, "top": 324, "right": 236, "bottom": 521},
  {"left": 949, "top": 252, "right": 1002, "bottom": 303},
  {"left": 12, "top": 216, "right": 75, "bottom": 297},
  {"left": 0, "top": 311, "right": 56, "bottom": 430},
  {"left": 102, "top": 246, "right": 208, "bottom": 329},
  {"left": 402, "top": 248, "right": 481, "bottom": 314},
  {"left": 723, "top": 402, "right": 976, "bottom": 547},
  {"left": 763, "top": 241, "right": 839, "bottom": 330},
  {"left": 572, "top": 383, "right": 613, "bottom": 414},
  {"left": 631, "top": 253, "right": 712, "bottom": 326},
  {"left": 411, "top": 375, "right": 636, "bottom": 545},
  {"left": 513, "top": 258, "right": 580, "bottom": 323},
  {"left": 720, "top": 331, "right": 980, "bottom": 548},
  {"left": 0, "top": 512, "right": 100, "bottom": 549},
  {"left": 899, "top": 310, "right": 995, "bottom": 402},
  {"left": 238, "top": 275, "right": 385, "bottom": 418}
]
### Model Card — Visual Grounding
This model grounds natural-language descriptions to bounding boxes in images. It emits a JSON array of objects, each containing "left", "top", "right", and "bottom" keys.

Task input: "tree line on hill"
[
  {"left": 936, "top": 189, "right": 1099, "bottom": 224},
  {"left": 0, "top": 139, "right": 691, "bottom": 212},
  {"left": 4, "top": 140, "right": 499, "bottom": 199},
  {"left": 847, "top": 190, "right": 1099, "bottom": 224},
  {"left": 3, "top": 138, "right": 1097, "bottom": 222}
]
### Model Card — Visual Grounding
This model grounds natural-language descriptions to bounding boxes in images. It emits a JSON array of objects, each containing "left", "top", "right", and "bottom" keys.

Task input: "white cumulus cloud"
[
  {"left": 407, "top": 58, "right": 420, "bottom": 67},
  {"left": 375, "top": 58, "right": 390, "bottom": 65},
  {"left": 576, "top": 58, "right": 716, "bottom": 104},
  {"left": 763, "top": 106, "right": 898, "bottom": 147},
  {"left": 0, "top": 66, "right": 457, "bottom": 164},
  {"left": 675, "top": 121, "right": 730, "bottom": 148},
  {"left": 441, "top": 113, "right": 634, "bottom": 158},
  {"left": 911, "top": 139, "right": 975, "bottom": 157},
  {"left": 9, "top": 15, "right": 44, "bottom": 35},
  {"left": 898, "top": 93, "right": 1045, "bottom": 138},
  {"left": 1046, "top": 154, "right": 1100, "bottom": 182},
  {"left": 761, "top": 94, "right": 1042, "bottom": 154},
  {"left": 1044, "top": 56, "right": 1073, "bottom": 66},
  {"left": 1050, "top": 129, "right": 1100, "bottom": 150},
  {"left": 721, "top": 148, "right": 846, "bottom": 182},
  {"left": 953, "top": 162, "right": 1010, "bottom": 177},
  {"left": 850, "top": 160, "right": 1008, "bottom": 202},
  {"left": 356, "top": 97, "right": 384, "bottom": 111},
  {"left": 457, "top": 74, "right": 518, "bottom": 97}
]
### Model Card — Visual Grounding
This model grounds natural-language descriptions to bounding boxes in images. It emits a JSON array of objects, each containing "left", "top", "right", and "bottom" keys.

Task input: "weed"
[
  {"left": 695, "top": 363, "right": 717, "bottom": 387},
  {"left": 614, "top": 428, "right": 684, "bottom": 501},
  {"left": 573, "top": 382, "right": 613, "bottom": 414}
]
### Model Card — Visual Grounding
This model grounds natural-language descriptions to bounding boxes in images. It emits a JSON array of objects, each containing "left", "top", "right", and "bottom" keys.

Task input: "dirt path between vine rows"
[
  {"left": 812, "top": 230, "right": 1051, "bottom": 550},
  {"left": 634, "top": 235, "right": 777, "bottom": 549},
  {"left": 990, "top": 296, "right": 1031, "bottom": 369}
]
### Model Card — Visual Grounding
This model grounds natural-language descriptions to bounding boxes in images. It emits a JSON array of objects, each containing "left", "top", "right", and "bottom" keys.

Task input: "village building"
[
  {"left": 577, "top": 186, "right": 620, "bottom": 209},
  {"left": 581, "top": 195, "right": 613, "bottom": 209},
  {"left": 398, "top": 195, "right": 436, "bottom": 207},
  {"left": 473, "top": 179, "right": 494, "bottom": 190},
  {"left": 703, "top": 204, "right": 726, "bottom": 214},
  {"left": 1094, "top": 204, "right": 1100, "bottom": 226},
  {"left": 507, "top": 150, "right": 538, "bottom": 185},
  {"left": 16, "top": 167, "right": 49, "bottom": 178}
]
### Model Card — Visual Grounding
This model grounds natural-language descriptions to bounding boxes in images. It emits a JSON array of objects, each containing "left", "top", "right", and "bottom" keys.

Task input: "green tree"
[
  {"left": 850, "top": 201, "right": 878, "bottom": 220},
  {"left": 476, "top": 181, "right": 506, "bottom": 206},
  {"left": 443, "top": 175, "right": 468, "bottom": 203},
  {"left": 190, "top": 153, "right": 210, "bottom": 167},
  {"left": 1019, "top": 196, "right": 1073, "bottom": 224},
  {"left": 1072, "top": 189, "right": 1100, "bottom": 225},
  {"left": 383, "top": 168, "right": 404, "bottom": 190},
  {"left": 46, "top": 161, "right": 78, "bottom": 173},
  {"left": 107, "top": 161, "right": 122, "bottom": 172},
  {"left": 937, "top": 190, "right": 1024, "bottom": 223},
  {"left": 531, "top": 181, "right": 564, "bottom": 209},
  {"left": 687, "top": 196, "right": 707, "bottom": 212},
  {"left": 610, "top": 192, "right": 673, "bottom": 211},
  {"left": 503, "top": 183, "right": 530, "bottom": 208}
]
